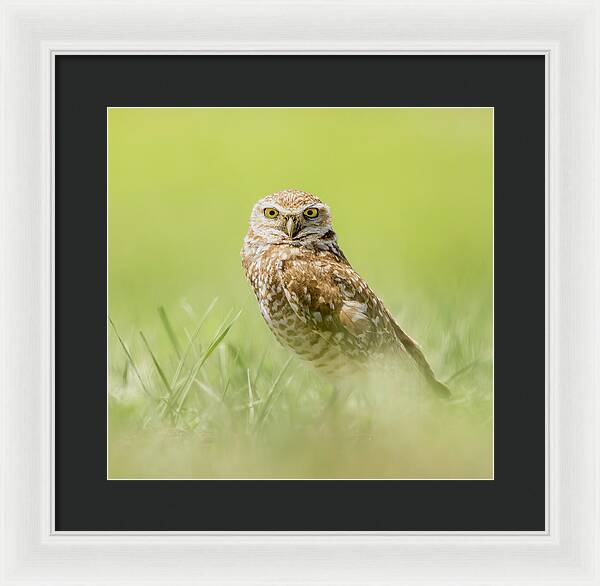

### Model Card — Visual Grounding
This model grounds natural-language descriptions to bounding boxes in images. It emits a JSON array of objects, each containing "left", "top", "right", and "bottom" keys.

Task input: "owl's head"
[{"left": 247, "top": 189, "right": 335, "bottom": 245}]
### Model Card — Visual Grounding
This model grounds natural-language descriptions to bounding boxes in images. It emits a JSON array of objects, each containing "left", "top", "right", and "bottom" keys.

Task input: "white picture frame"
[{"left": 1, "top": 0, "right": 598, "bottom": 584}]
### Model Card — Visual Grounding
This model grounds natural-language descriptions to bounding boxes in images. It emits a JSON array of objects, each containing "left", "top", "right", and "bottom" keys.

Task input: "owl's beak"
[{"left": 286, "top": 216, "right": 301, "bottom": 238}]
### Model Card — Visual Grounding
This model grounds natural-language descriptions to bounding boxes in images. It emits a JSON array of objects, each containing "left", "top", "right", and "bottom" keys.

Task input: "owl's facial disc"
[
  {"left": 257, "top": 205, "right": 330, "bottom": 242},
  {"left": 248, "top": 192, "right": 334, "bottom": 245}
]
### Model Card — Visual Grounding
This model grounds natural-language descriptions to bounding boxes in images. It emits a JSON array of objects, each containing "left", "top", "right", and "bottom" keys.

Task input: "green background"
[{"left": 108, "top": 108, "right": 493, "bottom": 479}]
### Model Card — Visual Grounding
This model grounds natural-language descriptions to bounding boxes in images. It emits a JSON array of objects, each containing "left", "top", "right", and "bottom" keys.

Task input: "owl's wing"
[
  {"left": 278, "top": 257, "right": 379, "bottom": 342},
  {"left": 280, "top": 255, "right": 451, "bottom": 397}
]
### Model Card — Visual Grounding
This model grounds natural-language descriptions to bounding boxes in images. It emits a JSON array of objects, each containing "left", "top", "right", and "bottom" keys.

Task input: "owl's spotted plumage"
[{"left": 241, "top": 188, "right": 450, "bottom": 396}]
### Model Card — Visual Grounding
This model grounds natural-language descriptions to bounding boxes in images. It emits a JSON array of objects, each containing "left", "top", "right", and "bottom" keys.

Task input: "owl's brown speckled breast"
[{"left": 241, "top": 242, "right": 351, "bottom": 376}]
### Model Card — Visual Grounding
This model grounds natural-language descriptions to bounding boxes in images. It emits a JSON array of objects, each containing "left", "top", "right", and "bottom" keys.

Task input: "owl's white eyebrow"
[{"left": 259, "top": 204, "right": 324, "bottom": 214}]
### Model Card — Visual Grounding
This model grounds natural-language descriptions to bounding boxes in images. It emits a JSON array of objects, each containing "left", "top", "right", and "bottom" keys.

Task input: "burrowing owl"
[{"left": 241, "top": 188, "right": 450, "bottom": 396}]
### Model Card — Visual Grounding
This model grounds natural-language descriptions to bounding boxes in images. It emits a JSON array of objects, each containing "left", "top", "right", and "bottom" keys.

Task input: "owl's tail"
[
  {"left": 426, "top": 376, "right": 452, "bottom": 398},
  {"left": 391, "top": 322, "right": 451, "bottom": 398}
]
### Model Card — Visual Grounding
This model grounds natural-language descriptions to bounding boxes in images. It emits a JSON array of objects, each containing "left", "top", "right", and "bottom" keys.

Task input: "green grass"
[
  {"left": 107, "top": 107, "right": 493, "bottom": 479},
  {"left": 108, "top": 294, "right": 492, "bottom": 479}
]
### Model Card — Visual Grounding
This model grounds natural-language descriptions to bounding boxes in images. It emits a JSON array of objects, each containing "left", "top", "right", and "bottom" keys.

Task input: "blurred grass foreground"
[{"left": 108, "top": 108, "right": 493, "bottom": 479}]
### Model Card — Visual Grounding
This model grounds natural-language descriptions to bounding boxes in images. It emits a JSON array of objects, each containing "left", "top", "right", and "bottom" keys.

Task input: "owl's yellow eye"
[
  {"left": 303, "top": 207, "right": 319, "bottom": 219},
  {"left": 264, "top": 208, "right": 279, "bottom": 219}
]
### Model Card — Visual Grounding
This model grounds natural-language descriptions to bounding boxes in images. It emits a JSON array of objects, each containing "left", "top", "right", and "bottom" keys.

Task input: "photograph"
[{"left": 107, "top": 107, "right": 493, "bottom": 480}]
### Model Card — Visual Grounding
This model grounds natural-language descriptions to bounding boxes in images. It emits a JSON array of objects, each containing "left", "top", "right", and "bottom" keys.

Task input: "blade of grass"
[
  {"left": 157, "top": 305, "right": 182, "bottom": 359},
  {"left": 251, "top": 349, "right": 268, "bottom": 394},
  {"left": 194, "top": 380, "right": 222, "bottom": 403},
  {"left": 169, "top": 311, "right": 242, "bottom": 418},
  {"left": 162, "top": 303, "right": 224, "bottom": 417},
  {"left": 139, "top": 330, "right": 173, "bottom": 397},
  {"left": 256, "top": 356, "right": 293, "bottom": 427},
  {"left": 170, "top": 297, "right": 218, "bottom": 389},
  {"left": 121, "top": 360, "right": 129, "bottom": 386},
  {"left": 108, "top": 317, "right": 154, "bottom": 400},
  {"left": 445, "top": 357, "right": 490, "bottom": 385},
  {"left": 180, "top": 298, "right": 197, "bottom": 320},
  {"left": 217, "top": 344, "right": 228, "bottom": 389},
  {"left": 173, "top": 325, "right": 236, "bottom": 416},
  {"left": 247, "top": 368, "right": 255, "bottom": 426},
  {"left": 221, "top": 379, "right": 231, "bottom": 400}
]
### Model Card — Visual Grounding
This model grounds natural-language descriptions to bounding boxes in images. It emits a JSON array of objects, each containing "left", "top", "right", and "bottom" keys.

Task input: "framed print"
[{"left": 1, "top": 0, "right": 599, "bottom": 584}]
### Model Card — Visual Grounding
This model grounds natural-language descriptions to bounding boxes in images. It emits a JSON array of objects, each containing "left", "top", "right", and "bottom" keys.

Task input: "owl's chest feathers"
[
  {"left": 242, "top": 242, "right": 346, "bottom": 366},
  {"left": 243, "top": 243, "right": 306, "bottom": 319}
]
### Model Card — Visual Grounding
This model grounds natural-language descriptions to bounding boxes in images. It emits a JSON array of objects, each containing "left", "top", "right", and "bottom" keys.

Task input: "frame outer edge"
[{"left": 0, "top": 0, "right": 598, "bottom": 584}]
